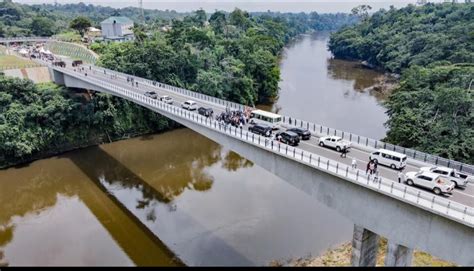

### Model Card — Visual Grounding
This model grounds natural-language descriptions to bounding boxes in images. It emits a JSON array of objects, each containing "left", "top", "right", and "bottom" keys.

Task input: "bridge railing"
[
  {"left": 49, "top": 63, "right": 474, "bottom": 227},
  {"left": 84, "top": 64, "right": 474, "bottom": 175},
  {"left": 279, "top": 116, "right": 474, "bottom": 175},
  {"left": 0, "top": 37, "right": 55, "bottom": 43},
  {"left": 88, "top": 65, "right": 246, "bottom": 111}
]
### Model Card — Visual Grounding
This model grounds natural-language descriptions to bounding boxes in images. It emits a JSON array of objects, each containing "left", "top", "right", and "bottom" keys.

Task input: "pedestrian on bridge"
[
  {"left": 340, "top": 146, "right": 348, "bottom": 158},
  {"left": 351, "top": 158, "right": 357, "bottom": 170},
  {"left": 398, "top": 171, "right": 405, "bottom": 184}
]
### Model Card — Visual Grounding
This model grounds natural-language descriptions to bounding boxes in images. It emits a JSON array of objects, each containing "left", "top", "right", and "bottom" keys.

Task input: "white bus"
[{"left": 250, "top": 109, "right": 282, "bottom": 130}]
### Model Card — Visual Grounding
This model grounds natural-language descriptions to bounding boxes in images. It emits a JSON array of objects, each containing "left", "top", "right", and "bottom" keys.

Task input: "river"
[{"left": 0, "top": 33, "right": 388, "bottom": 266}]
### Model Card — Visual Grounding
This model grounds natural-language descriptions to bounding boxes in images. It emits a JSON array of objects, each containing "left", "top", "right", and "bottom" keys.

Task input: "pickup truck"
[
  {"left": 318, "top": 136, "right": 351, "bottom": 152},
  {"left": 405, "top": 171, "right": 455, "bottom": 195},
  {"left": 419, "top": 166, "right": 469, "bottom": 188}
]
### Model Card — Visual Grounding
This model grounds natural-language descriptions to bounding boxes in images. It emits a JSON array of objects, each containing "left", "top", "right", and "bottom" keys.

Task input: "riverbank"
[{"left": 270, "top": 238, "right": 454, "bottom": 267}]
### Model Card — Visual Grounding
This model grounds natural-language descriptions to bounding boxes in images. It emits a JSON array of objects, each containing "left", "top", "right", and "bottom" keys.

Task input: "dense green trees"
[
  {"left": 328, "top": 3, "right": 474, "bottom": 163},
  {"left": 0, "top": 76, "right": 177, "bottom": 168},
  {"left": 31, "top": 16, "right": 55, "bottom": 36},
  {"left": 69, "top": 16, "right": 92, "bottom": 37},
  {"left": 384, "top": 65, "right": 473, "bottom": 163},
  {"left": 328, "top": 3, "right": 474, "bottom": 73}
]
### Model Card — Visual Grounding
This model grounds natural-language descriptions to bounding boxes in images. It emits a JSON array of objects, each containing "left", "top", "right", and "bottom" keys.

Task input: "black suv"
[
  {"left": 287, "top": 127, "right": 311, "bottom": 140},
  {"left": 198, "top": 107, "right": 213, "bottom": 117},
  {"left": 248, "top": 124, "right": 272, "bottom": 137},
  {"left": 276, "top": 131, "right": 300, "bottom": 146}
]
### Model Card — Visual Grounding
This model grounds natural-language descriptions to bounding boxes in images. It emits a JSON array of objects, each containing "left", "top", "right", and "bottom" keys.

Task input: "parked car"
[
  {"left": 248, "top": 124, "right": 272, "bottom": 137},
  {"left": 159, "top": 95, "right": 173, "bottom": 104},
  {"left": 405, "top": 171, "right": 455, "bottom": 195},
  {"left": 419, "top": 166, "right": 468, "bottom": 188},
  {"left": 181, "top": 100, "right": 197, "bottom": 110},
  {"left": 198, "top": 107, "right": 214, "bottom": 117},
  {"left": 287, "top": 127, "right": 311, "bottom": 140},
  {"left": 144, "top": 91, "right": 158, "bottom": 99},
  {"left": 369, "top": 149, "right": 407, "bottom": 170},
  {"left": 276, "top": 131, "right": 300, "bottom": 146},
  {"left": 318, "top": 136, "right": 351, "bottom": 152}
]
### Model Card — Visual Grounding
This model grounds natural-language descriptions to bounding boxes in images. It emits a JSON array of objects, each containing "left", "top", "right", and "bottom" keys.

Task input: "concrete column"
[
  {"left": 351, "top": 224, "right": 379, "bottom": 266},
  {"left": 384, "top": 241, "right": 414, "bottom": 266}
]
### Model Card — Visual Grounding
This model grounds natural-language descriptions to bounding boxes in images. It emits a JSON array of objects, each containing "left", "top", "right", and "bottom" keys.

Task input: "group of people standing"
[
  {"left": 346, "top": 152, "right": 405, "bottom": 184},
  {"left": 216, "top": 108, "right": 248, "bottom": 128}
]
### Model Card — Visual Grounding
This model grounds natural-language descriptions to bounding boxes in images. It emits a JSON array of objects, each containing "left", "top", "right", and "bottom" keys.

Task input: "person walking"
[
  {"left": 369, "top": 161, "right": 375, "bottom": 175},
  {"left": 340, "top": 146, "right": 348, "bottom": 158},
  {"left": 351, "top": 158, "right": 357, "bottom": 170},
  {"left": 398, "top": 171, "right": 404, "bottom": 184},
  {"left": 366, "top": 161, "right": 371, "bottom": 174}
]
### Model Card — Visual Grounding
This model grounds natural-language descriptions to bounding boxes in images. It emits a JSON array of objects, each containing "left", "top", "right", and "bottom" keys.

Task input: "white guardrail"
[
  {"left": 0, "top": 37, "right": 54, "bottom": 43},
  {"left": 87, "top": 64, "right": 474, "bottom": 175},
  {"left": 47, "top": 61, "right": 474, "bottom": 227}
]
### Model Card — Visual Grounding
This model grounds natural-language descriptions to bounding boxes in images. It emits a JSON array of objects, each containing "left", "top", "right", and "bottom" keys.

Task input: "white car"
[
  {"left": 318, "top": 136, "right": 351, "bottom": 152},
  {"left": 144, "top": 91, "right": 158, "bottom": 99},
  {"left": 405, "top": 171, "right": 455, "bottom": 195},
  {"left": 159, "top": 95, "right": 173, "bottom": 104},
  {"left": 419, "top": 166, "right": 468, "bottom": 188},
  {"left": 181, "top": 100, "right": 197, "bottom": 111}
]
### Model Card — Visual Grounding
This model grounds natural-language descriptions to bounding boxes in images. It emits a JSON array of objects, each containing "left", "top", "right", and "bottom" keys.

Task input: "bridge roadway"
[{"left": 63, "top": 61, "right": 474, "bottom": 209}]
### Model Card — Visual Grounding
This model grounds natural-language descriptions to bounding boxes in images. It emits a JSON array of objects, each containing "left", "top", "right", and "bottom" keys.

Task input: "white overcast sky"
[{"left": 13, "top": 0, "right": 447, "bottom": 13}]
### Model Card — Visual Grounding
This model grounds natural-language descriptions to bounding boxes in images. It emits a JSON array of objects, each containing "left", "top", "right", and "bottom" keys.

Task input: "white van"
[{"left": 369, "top": 149, "right": 407, "bottom": 170}]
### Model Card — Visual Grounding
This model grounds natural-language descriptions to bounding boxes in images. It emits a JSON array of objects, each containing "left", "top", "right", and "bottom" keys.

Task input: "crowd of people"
[{"left": 216, "top": 107, "right": 253, "bottom": 128}]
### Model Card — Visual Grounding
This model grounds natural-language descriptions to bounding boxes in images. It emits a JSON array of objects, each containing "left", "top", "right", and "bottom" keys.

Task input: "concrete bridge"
[{"left": 2, "top": 38, "right": 472, "bottom": 266}]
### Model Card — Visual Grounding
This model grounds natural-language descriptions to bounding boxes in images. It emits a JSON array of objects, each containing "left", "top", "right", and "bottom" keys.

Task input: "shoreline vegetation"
[
  {"left": 328, "top": 2, "right": 473, "bottom": 164},
  {"left": 269, "top": 238, "right": 455, "bottom": 267}
]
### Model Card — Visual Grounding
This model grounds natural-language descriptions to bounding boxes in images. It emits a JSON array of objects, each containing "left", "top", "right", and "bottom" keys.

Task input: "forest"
[
  {"left": 328, "top": 3, "right": 473, "bottom": 163},
  {"left": 0, "top": 77, "right": 178, "bottom": 168}
]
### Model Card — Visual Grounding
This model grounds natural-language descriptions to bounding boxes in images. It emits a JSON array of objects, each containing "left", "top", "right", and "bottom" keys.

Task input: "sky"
[{"left": 14, "top": 0, "right": 447, "bottom": 13}]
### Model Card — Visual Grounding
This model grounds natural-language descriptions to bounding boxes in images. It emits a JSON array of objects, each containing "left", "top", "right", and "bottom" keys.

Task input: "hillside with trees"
[
  {"left": 328, "top": 3, "right": 473, "bottom": 163},
  {"left": 0, "top": 76, "right": 178, "bottom": 168},
  {"left": 0, "top": 0, "right": 356, "bottom": 39}
]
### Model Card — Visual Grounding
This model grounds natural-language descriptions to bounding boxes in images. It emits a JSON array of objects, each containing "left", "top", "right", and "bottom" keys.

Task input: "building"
[
  {"left": 100, "top": 16, "right": 134, "bottom": 41},
  {"left": 86, "top": 27, "right": 102, "bottom": 38}
]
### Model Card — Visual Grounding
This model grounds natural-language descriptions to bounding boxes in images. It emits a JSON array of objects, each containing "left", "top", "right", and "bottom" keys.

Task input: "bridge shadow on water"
[{"left": 66, "top": 144, "right": 254, "bottom": 266}]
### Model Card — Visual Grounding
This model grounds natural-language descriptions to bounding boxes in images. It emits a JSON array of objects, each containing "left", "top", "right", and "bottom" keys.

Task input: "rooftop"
[{"left": 101, "top": 16, "right": 133, "bottom": 25}]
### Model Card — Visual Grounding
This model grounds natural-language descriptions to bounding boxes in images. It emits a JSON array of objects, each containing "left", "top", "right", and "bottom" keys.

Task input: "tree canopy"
[
  {"left": 69, "top": 16, "right": 92, "bottom": 36},
  {"left": 328, "top": 2, "right": 474, "bottom": 163}
]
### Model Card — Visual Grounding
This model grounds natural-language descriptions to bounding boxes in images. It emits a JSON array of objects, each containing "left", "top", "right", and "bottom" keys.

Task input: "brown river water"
[{"left": 0, "top": 32, "right": 388, "bottom": 266}]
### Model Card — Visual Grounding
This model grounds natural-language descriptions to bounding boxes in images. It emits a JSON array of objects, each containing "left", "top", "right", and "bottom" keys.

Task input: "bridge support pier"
[
  {"left": 351, "top": 224, "right": 379, "bottom": 266},
  {"left": 384, "top": 241, "right": 413, "bottom": 266}
]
